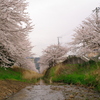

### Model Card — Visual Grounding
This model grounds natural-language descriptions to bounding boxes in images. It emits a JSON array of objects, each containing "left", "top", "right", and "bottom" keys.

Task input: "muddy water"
[{"left": 6, "top": 80, "right": 100, "bottom": 100}]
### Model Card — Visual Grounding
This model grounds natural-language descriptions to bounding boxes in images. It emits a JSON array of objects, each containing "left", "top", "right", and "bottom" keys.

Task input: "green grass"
[
  {"left": 0, "top": 67, "right": 21, "bottom": 80},
  {"left": 44, "top": 60, "right": 100, "bottom": 91},
  {"left": 0, "top": 67, "right": 37, "bottom": 83},
  {"left": 52, "top": 74, "right": 98, "bottom": 86}
]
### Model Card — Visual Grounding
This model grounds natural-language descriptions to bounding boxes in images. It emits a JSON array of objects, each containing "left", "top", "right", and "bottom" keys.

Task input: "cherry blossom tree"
[
  {"left": 0, "top": 0, "right": 36, "bottom": 71},
  {"left": 70, "top": 7, "right": 100, "bottom": 57},
  {"left": 39, "top": 44, "right": 68, "bottom": 72}
]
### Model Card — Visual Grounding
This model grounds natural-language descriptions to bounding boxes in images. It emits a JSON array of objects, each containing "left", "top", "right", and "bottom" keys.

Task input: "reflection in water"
[
  {"left": 6, "top": 80, "right": 100, "bottom": 100},
  {"left": 6, "top": 85, "right": 65, "bottom": 100}
]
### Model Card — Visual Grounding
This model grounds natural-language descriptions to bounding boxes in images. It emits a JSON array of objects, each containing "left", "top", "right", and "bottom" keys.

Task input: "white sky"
[{"left": 27, "top": 0, "right": 100, "bottom": 57}]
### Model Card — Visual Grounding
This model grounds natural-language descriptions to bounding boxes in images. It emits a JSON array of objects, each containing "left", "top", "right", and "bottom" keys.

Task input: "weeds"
[
  {"left": 0, "top": 66, "right": 43, "bottom": 83},
  {"left": 44, "top": 60, "right": 100, "bottom": 91}
]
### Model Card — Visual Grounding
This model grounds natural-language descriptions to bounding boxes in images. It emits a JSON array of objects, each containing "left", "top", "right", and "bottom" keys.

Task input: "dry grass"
[
  {"left": 12, "top": 66, "right": 43, "bottom": 80},
  {"left": 11, "top": 65, "right": 24, "bottom": 73},
  {"left": 22, "top": 70, "right": 43, "bottom": 80},
  {"left": 55, "top": 64, "right": 65, "bottom": 75},
  {"left": 92, "top": 68, "right": 100, "bottom": 82},
  {"left": 42, "top": 69, "right": 48, "bottom": 75},
  {"left": 55, "top": 64, "right": 76, "bottom": 75},
  {"left": 95, "top": 68, "right": 100, "bottom": 76}
]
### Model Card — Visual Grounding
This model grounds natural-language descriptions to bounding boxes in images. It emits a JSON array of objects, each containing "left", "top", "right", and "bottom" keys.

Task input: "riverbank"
[
  {"left": 1, "top": 79, "right": 100, "bottom": 100},
  {"left": 44, "top": 60, "right": 100, "bottom": 92},
  {"left": 0, "top": 66, "right": 43, "bottom": 100},
  {"left": 0, "top": 80, "right": 34, "bottom": 100}
]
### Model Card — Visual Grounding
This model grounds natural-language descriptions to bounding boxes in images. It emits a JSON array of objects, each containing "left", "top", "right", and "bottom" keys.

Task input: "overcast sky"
[{"left": 27, "top": 0, "right": 100, "bottom": 57}]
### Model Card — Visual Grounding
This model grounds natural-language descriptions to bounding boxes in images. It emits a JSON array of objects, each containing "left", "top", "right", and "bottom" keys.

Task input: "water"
[
  {"left": 6, "top": 80, "right": 100, "bottom": 100},
  {"left": 6, "top": 85, "right": 65, "bottom": 100}
]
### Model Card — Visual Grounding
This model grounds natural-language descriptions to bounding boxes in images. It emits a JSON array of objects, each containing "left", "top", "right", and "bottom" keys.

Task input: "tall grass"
[
  {"left": 44, "top": 60, "right": 100, "bottom": 91},
  {"left": 0, "top": 66, "right": 43, "bottom": 83},
  {"left": 22, "top": 69, "right": 43, "bottom": 80},
  {"left": 0, "top": 67, "right": 22, "bottom": 80}
]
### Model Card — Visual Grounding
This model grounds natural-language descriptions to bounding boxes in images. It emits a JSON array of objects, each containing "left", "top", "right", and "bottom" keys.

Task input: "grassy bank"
[
  {"left": 44, "top": 60, "right": 100, "bottom": 91},
  {"left": 0, "top": 67, "right": 43, "bottom": 100},
  {"left": 0, "top": 66, "right": 43, "bottom": 83}
]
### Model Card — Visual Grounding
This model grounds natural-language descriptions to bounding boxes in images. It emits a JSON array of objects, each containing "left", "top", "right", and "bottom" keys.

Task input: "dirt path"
[{"left": 6, "top": 80, "right": 100, "bottom": 100}]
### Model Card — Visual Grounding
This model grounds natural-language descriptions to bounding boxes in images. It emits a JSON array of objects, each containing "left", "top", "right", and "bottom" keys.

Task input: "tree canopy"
[
  {"left": 70, "top": 7, "right": 100, "bottom": 57},
  {"left": 39, "top": 44, "right": 68, "bottom": 72},
  {"left": 0, "top": 0, "right": 36, "bottom": 70}
]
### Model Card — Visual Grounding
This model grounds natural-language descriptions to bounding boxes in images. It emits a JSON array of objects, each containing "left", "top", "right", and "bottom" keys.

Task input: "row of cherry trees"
[
  {"left": 0, "top": 0, "right": 36, "bottom": 70},
  {"left": 70, "top": 7, "right": 100, "bottom": 57},
  {"left": 39, "top": 7, "right": 100, "bottom": 73}
]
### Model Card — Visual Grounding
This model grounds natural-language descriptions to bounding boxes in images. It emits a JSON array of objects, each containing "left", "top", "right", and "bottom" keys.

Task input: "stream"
[{"left": 6, "top": 80, "right": 100, "bottom": 100}]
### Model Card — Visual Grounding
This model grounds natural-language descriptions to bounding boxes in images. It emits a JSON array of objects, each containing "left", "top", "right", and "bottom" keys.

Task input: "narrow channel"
[{"left": 6, "top": 80, "right": 100, "bottom": 100}]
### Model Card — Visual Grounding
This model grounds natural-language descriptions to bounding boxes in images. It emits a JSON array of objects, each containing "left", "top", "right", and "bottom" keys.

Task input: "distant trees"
[
  {"left": 39, "top": 44, "right": 68, "bottom": 69},
  {"left": 70, "top": 7, "right": 100, "bottom": 57},
  {"left": 0, "top": 0, "right": 35, "bottom": 70}
]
